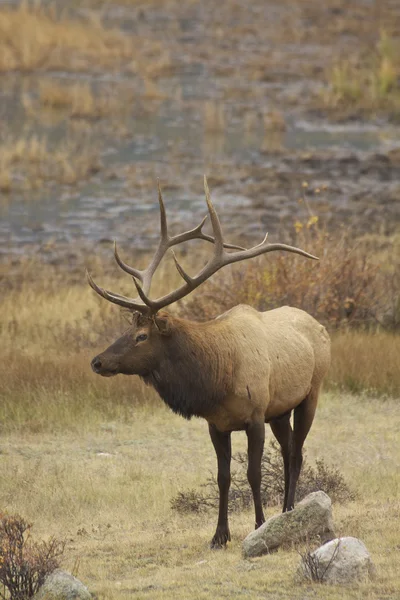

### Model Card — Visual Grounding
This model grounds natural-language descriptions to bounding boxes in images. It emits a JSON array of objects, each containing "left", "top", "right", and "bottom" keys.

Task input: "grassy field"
[
  {"left": 0, "top": 393, "right": 399, "bottom": 599},
  {"left": 0, "top": 2, "right": 132, "bottom": 72},
  {"left": 0, "top": 254, "right": 399, "bottom": 598}
]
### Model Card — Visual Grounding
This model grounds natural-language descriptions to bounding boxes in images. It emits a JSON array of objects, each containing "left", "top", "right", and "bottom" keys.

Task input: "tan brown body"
[
  {"left": 88, "top": 178, "right": 330, "bottom": 548},
  {"left": 201, "top": 305, "right": 330, "bottom": 432}
]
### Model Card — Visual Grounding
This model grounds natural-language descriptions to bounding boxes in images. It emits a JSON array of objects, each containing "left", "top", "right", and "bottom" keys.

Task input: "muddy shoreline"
[{"left": 0, "top": 0, "right": 399, "bottom": 262}]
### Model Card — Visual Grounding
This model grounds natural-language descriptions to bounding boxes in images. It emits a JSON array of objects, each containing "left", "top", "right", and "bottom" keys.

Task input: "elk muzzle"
[{"left": 91, "top": 354, "right": 119, "bottom": 377}]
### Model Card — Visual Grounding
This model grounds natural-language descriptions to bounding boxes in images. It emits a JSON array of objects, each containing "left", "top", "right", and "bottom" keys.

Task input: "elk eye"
[{"left": 135, "top": 333, "right": 148, "bottom": 343}]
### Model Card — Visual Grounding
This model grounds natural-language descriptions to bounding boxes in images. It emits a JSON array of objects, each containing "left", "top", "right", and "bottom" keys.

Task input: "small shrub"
[
  {"left": 299, "top": 539, "right": 341, "bottom": 583},
  {"left": 170, "top": 490, "right": 214, "bottom": 514},
  {"left": 171, "top": 441, "right": 355, "bottom": 515},
  {"left": 0, "top": 513, "right": 65, "bottom": 600},
  {"left": 297, "top": 459, "right": 356, "bottom": 505}
]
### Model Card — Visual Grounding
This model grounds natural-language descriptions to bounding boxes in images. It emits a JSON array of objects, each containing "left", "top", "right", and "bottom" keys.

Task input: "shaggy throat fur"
[{"left": 142, "top": 322, "right": 235, "bottom": 419}]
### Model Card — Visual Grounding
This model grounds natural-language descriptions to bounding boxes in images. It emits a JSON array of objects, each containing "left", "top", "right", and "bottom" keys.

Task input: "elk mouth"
[{"left": 91, "top": 356, "right": 119, "bottom": 377}]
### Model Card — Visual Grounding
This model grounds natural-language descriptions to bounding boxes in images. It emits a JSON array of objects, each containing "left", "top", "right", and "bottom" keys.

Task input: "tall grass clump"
[
  {"left": 35, "top": 80, "right": 133, "bottom": 119},
  {"left": 324, "top": 30, "right": 400, "bottom": 117},
  {"left": 328, "top": 330, "right": 399, "bottom": 396},
  {"left": 0, "top": 132, "right": 101, "bottom": 191},
  {"left": 0, "top": 1, "right": 133, "bottom": 72}
]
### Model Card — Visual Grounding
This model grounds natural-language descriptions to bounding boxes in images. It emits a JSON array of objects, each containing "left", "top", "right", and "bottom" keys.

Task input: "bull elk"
[{"left": 87, "top": 177, "right": 331, "bottom": 548}]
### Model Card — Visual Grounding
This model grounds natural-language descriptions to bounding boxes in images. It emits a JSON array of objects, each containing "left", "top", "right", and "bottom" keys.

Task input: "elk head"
[
  {"left": 90, "top": 312, "right": 170, "bottom": 377},
  {"left": 88, "top": 177, "right": 318, "bottom": 377}
]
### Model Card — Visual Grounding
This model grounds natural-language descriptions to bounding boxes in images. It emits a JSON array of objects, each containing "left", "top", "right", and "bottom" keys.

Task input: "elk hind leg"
[
  {"left": 269, "top": 413, "right": 293, "bottom": 512},
  {"left": 286, "top": 387, "right": 319, "bottom": 511},
  {"left": 246, "top": 420, "right": 265, "bottom": 529},
  {"left": 209, "top": 424, "right": 232, "bottom": 548}
]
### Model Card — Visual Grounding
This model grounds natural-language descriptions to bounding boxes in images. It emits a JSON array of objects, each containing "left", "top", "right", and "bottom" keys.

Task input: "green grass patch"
[{"left": 323, "top": 30, "right": 400, "bottom": 118}]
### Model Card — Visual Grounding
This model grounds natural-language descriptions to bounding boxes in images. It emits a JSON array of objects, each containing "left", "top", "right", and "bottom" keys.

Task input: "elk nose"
[{"left": 91, "top": 357, "right": 102, "bottom": 373}]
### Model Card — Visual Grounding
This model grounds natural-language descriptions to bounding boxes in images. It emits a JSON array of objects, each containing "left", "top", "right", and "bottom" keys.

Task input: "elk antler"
[
  {"left": 87, "top": 180, "right": 245, "bottom": 314},
  {"left": 87, "top": 177, "right": 318, "bottom": 314}
]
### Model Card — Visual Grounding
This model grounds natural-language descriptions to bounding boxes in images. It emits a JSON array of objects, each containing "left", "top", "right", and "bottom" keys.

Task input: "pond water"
[{"left": 1, "top": 1, "right": 400, "bottom": 260}]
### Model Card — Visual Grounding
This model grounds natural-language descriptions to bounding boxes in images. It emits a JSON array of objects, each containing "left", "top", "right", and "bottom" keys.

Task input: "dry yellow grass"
[
  {"left": 0, "top": 392, "right": 398, "bottom": 599},
  {"left": 34, "top": 79, "right": 134, "bottom": 119},
  {"left": 323, "top": 30, "right": 400, "bottom": 115},
  {"left": 0, "top": 132, "right": 101, "bottom": 192},
  {"left": 329, "top": 331, "right": 400, "bottom": 396},
  {"left": 203, "top": 100, "right": 226, "bottom": 133},
  {"left": 0, "top": 2, "right": 133, "bottom": 72},
  {"left": 142, "top": 77, "right": 167, "bottom": 100},
  {"left": 263, "top": 110, "right": 287, "bottom": 132}
]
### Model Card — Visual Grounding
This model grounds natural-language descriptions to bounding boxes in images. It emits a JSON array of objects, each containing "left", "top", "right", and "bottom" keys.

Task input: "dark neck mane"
[{"left": 142, "top": 316, "right": 235, "bottom": 420}]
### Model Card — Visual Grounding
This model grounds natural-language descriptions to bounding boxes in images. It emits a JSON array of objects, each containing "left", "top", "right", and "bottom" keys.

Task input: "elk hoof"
[{"left": 210, "top": 526, "right": 231, "bottom": 549}]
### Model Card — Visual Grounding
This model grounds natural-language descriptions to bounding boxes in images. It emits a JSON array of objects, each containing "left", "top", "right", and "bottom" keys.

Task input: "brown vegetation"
[
  {"left": 171, "top": 441, "right": 355, "bottom": 514},
  {"left": 180, "top": 217, "right": 400, "bottom": 332},
  {"left": 0, "top": 132, "right": 101, "bottom": 193},
  {"left": 323, "top": 31, "right": 400, "bottom": 118},
  {"left": 0, "top": 2, "right": 132, "bottom": 72},
  {"left": 0, "top": 514, "right": 64, "bottom": 600},
  {"left": 34, "top": 80, "right": 134, "bottom": 119}
]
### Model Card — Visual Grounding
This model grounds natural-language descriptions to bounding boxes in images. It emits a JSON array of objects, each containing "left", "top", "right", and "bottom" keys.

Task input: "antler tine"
[
  {"left": 86, "top": 270, "right": 150, "bottom": 313},
  {"left": 168, "top": 214, "right": 245, "bottom": 251},
  {"left": 111, "top": 184, "right": 170, "bottom": 298},
  {"left": 175, "top": 212, "right": 245, "bottom": 251},
  {"left": 171, "top": 250, "right": 194, "bottom": 286},
  {"left": 198, "top": 231, "right": 246, "bottom": 251},
  {"left": 203, "top": 175, "right": 224, "bottom": 257},
  {"left": 131, "top": 275, "right": 158, "bottom": 310},
  {"left": 158, "top": 181, "right": 169, "bottom": 243},
  {"left": 114, "top": 241, "right": 144, "bottom": 283}
]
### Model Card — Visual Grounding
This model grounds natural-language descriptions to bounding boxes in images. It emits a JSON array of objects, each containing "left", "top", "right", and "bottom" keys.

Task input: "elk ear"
[{"left": 154, "top": 315, "right": 171, "bottom": 336}]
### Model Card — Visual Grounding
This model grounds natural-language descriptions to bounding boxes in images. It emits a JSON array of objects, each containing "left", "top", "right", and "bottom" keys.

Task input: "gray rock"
[
  {"left": 298, "top": 536, "right": 375, "bottom": 585},
  {"left": 242, "top": 491, "right": 335, "bottom": 558},
  {"left": 34, "top": 569, "right": 92, "bottom": 600}
]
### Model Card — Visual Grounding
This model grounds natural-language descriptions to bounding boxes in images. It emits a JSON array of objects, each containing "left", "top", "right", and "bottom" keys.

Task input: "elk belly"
[{"left": 206, "top": 392, "right": 262, "bottom": 432}]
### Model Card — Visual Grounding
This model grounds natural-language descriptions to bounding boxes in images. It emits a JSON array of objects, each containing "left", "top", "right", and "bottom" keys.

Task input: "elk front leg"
[
  {"left": 246, "top": 420, "right": 265, "bottom": 528},
  {"left": 208, "top": 424, "right": 231, "bottom": 549}
]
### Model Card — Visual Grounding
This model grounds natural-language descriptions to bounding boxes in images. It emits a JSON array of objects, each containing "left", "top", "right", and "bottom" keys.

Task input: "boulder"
[
  {"left": 34, "top": 569, "right": 92, "bottom": 600},
  {"left": 298, "top": 536, "right": 375, "bottom": 585},
  {"left": 242, "top": 491, "right": 335, "bottom": 558}
]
